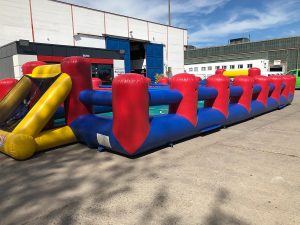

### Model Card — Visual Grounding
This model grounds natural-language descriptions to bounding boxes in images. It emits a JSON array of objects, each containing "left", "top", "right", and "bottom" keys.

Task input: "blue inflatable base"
[
  {"left": 197, "top": 108, "right": 225, "bottom": 132},
  {"left": 69, "top": 94, "right": 291, "bottom": 157},
  {"left": 250, "top": 100, "right": 266, "bottom": 117},
  {"left": 226, "top": 104, "right": 250, "bottom": 125}
]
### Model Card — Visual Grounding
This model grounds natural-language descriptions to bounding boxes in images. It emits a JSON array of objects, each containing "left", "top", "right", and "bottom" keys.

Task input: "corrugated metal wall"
[{"left": 185, "top": 36, "right": 300, "bottom": 71}]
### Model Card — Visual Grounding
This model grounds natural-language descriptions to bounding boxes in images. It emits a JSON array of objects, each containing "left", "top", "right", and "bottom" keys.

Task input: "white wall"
[
  {"left": 72, "top": 6, "right": 105, "bottom": 36},
  {"left": 13, "top": 54, "right": 38, "bottom": 79},
  {"left": 72, "top": 6, "right": 106, "bottom": 48},
  {"left": 148, "top": 23, "right": 168, "bottom": 45},
  {"left": 105, "top": 13, "right": 128, "bottom": 38},
  {"left": 184, "top": 59, "right": 269, "bottom": 79},
  {"left": 31, "top": 0, "right": 73, "bottom": 45},
  {"left": 113, "top": 59, "right": 125, "bottom": 77},
  {"left": 0, "top": 0, "right": 33, "bottom": 46},
  {"left": 167, "top": 27, "right": 185, "bottom": 75},
  {"left": 183, "top": 30, "right": 188, "bottom": 46},
  {"left": 74, "top": 35, "right": 106, "bottom": 48},
  {"left": 128, "top": 19, "right": 148, "bottom": 40}
]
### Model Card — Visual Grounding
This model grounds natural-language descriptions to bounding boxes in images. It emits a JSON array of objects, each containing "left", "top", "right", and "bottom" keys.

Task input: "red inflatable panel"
[
  {"left": 195, "top": 76, "right": 201, "bottom": 83},
  {"left": 287, "top": 75, "right": 296, "bottom": 95},
  {"left": 112, "top": 74, "right": 150, "bottom": 154},
  {"left": 92, "top": 77, "right": 102, "bottom": 90},
  {"left": 281, "top": 76, "right": 292, "bottom": 99},
  {"left": 268, "top": 76, "right": 283, "bottom": 101},
  {"left": 61, "top": 57, "right": 93, "bottom": 124},
  {"left": 232, "top": 76, "right": 254, "bottom": 112},
  {"left": 146, "top": 77, "right": 151, "bottom": 85},
  {"left": 254, "top": 76, "right": 269, "bottom": 106},
  {"left": 22, "top": 61, "right": 46, "bottom": 75},
  {"left": 0, "top": 78, "right": 18, "bottom": 100},
  {"left": 169, "top": 73, "right": 198, "bottom": 126},
  {"left": 215, "top": 69, "right": 226, "bottom": 75},
  {"left": 158, "top": 77, "right": 169, "bottom": 84},
  {"left": 205, "top": 75, "right": 230, "bottom": 117},
  {"left": 248, "top": 67, "right": 261, "bottom": 77}
]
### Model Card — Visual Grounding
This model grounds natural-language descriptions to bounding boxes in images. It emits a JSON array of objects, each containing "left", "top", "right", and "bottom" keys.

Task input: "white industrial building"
[
  {"left": 185, "top": 37, "right": 300, "bottom": 79},
  {"left": 184, "top": 59, "right": 271, "bottom": 79},
  {"left": 0, "top": 0, "right": 187, "bottom": 81}
]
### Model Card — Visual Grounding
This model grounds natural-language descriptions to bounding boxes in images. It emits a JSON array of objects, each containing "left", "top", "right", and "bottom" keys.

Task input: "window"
[
  {"left": 189, "top": 67, "right": 193, "bottom": 72},
  {"left": 92, "top": 64, "right": 113, "bottom": 85},
  {"left": 247, "top": 64, "right": 253, "bottom": 68},
  {"left": 270, "top": 66, "right": 283, "bottom": 72},
  {"left": 201, "top": 67, "right": 206, "bottom": 71},
  {"left": 215, "top": 66, "right": 220, "bottom": 70},
  {"left": 222, "top": 65, "right": 227, "bottom": 69},
  {"left": 230, "top": 65, "right": 235, "bottom": 69},
  {"left": 194, "top": 67, "right": 198, "bottom": 72},
  {"left": 238, "top": 64, "right": 243, "bottom": 69},
  {"left": 287, "top": 70, "right": 300, "bottom": 77},
  {"left": 208, "top": 66, "right": 212, "bottom": 71},
  {"left": 288, "top": 70, "right": 297, "bottom": 75}
]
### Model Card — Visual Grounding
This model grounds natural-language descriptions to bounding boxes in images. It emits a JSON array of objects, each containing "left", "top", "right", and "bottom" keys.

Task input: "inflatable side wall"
[
  {"left": 0, "top": 58, "right": 296, "bottom": 160},
  {"left": 71, "top": 66, "right": 295, "bottom": 156}
]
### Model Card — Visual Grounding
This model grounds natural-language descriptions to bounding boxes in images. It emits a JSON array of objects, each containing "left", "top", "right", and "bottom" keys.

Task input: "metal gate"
[
  {"left": 145, "top": 43, "right": 164, "bottom": 82},
  {"left": 106, "top": 37, "right": 131, "bottom": 73}
]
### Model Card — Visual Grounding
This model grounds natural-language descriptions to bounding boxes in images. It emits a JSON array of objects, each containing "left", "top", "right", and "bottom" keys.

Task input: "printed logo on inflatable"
[{"left": 0, "top": 135, "right": 6, "bottom": 147}]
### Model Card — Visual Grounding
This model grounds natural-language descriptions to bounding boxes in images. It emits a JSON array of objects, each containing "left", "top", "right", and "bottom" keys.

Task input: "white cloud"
[
  {"left": 188, "top": 0, "right": 300, "bottom": 44},
  {"left": 172, "top": 0, "right": 229, "bottom": 15},
  {"left": 62, "top": 0, "right": 229, "bottom": 25},
  {"left": 62, "top": 0, "right": 300, "bottom": 46}
]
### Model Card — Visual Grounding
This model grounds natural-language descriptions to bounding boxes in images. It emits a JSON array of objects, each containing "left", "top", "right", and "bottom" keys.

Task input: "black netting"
[{"left": 0, "top": 75, "right": 59, "bottom": 132}]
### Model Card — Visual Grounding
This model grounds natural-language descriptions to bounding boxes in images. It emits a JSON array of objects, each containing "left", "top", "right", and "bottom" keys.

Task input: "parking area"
[{"left": 0, "top": 91, "right": 299, "bottom": 225}]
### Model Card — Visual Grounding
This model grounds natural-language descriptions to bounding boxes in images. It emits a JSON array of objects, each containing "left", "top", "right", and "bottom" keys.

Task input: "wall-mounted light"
[{"left": 19, "top": 39, "right": 30, "bottom": 46}]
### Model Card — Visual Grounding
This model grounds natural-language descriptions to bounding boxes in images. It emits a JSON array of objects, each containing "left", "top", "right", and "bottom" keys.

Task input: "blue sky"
[{"left": 64, "top": 0, "right": 300, "bottom": 47}]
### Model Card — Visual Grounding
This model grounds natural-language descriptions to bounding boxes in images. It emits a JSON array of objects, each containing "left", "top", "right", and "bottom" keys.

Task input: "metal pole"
[
  {"left": 297, "top": 48, "right": 299, "bottom": 70},
  {"left": 168, "top": 0, "right": 171, "bottom": 26}
]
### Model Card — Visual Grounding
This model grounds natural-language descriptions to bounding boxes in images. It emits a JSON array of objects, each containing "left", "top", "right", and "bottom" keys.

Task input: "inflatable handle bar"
[
  {"left": 99, "top": 85, "right": 112, "bottom": 88},
  {"left": 151, "top": 84, "right": 169, "bottom": 87},
  {"left": 198, "top": 86, "right": 218, "bottom": 100},
  {"left": 230, "top": 86, "right": 243, "bottom": 97},
  {"left": 253, "top": 84, "right": 261, "bottom": 95},
  {"left": 149, "top": 89, "right": 182, "bottom": 106},
  {"left": 80, "top": 89, "right": 182, "bottom": 106},
  {"left": 269, "top": 83, "right": 275, "bottom": 93},
  {"left": 80, "top": 90, "right": 112, "bottom": 106},
  {"left": 199, "top": 80, "right": 207, "bottom": 85}
]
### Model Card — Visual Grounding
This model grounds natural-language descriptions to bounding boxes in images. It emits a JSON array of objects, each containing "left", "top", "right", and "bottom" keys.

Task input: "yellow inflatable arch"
[
  {"left": 0, "top": 64, "right": 76, "bottom": 160},
  {"left": 222, "top": 69, "right": 248, "bottom": 78}
]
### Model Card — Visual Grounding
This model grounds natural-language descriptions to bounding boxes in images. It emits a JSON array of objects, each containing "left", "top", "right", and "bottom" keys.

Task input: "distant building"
[
  {"left": 185, "top": 45, "right": 197, "bottom": 50},
  {"left": 185, "top": 36, "right": 300, "bottom": 79},
  {"left": 229, "top": 37, "right": 250, "bottom": 45}
]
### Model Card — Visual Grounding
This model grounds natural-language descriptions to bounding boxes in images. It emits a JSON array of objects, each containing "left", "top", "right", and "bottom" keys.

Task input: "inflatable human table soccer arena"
[{"left": 0, "top": 57, "right": 296, "bottom": 160}]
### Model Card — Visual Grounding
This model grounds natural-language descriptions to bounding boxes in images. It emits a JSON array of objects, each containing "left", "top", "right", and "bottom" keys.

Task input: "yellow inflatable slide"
[{"left": 0, "top": 64, "right": 76, "bottom": 160}]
